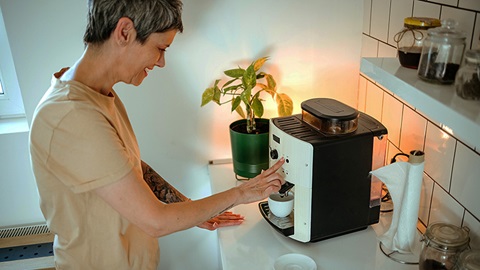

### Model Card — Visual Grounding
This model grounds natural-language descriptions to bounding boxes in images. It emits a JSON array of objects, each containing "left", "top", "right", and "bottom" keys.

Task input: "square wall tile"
[
  {"left": 361, "top": 35, "right": 379, "bottom": 57},
  {"left": 463, "top": 211, "right": 480, "bottom": 249},
  {"left": 424, "top": 122, "right": 456, "bottom": 191},
  {"left": 441, "top": 6, "right": 476, "bottom": 50},
  {"left": 413, "top": 1, "right": 441, "bottom": 18},
  {"left": 365, "top": 81, "right": 384, "bottom": 123},
  {"left": 363, "top": 0, "right": 372, "bottom": 34},
  {"left": 450, "top": 143, "right": 480, "bottom": 219},
  {"left": 400, "top": 106, "right": 427, "bottom": 154},
  {"left": 388, "top": 0, "right": 414, "bottom": 46},
  {"left": 382, "top": 93, "right": 403, "bottom": 147},
  {"left": 358, "top": 76, "right": 367, "bottom": 112},
  {"left": 370, "top": 0, "right": 391, "bottom": 42},
  {"left": 459, "top": 0, "right": 480, "bottom": 11},
  {"left": 429, "top": 184, "right": 464, "bottom": 227},
  {"left": 419, "top": 173, "right": 434, "bottom": 225}
]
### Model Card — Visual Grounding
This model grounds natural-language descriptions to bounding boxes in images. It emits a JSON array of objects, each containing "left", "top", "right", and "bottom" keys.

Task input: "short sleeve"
[{"left": 47, "top": 107, "right": 137, "bottom": 193}]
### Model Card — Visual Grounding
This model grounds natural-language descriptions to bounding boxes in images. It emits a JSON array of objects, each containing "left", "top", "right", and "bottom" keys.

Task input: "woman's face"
[{"left": 121, "top": 29, "right": 177, "bottom": 86}]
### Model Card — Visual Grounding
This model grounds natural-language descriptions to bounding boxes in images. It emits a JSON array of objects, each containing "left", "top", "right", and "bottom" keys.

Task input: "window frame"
[{"left": 0, "top": 6, "right": 26, "bottom": 119}]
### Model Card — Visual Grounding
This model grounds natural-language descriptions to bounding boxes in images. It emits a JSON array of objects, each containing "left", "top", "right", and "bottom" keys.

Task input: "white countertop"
[
  {"left": 209, "top": 163, "right": 420, "bottom": 270},
  {"left": 360, "top": 57, "right": 480, "bottom": 150}
]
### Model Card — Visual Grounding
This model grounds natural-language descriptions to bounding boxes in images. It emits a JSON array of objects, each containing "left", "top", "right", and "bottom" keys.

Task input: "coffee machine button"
[{"left": 270, "top": 149, "right": 279, "bottom": 159}]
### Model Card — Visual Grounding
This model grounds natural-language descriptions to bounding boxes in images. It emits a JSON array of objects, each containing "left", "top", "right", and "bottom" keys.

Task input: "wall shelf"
[{"left": 360, "top": 57, "right": 480, "bottom": 151}]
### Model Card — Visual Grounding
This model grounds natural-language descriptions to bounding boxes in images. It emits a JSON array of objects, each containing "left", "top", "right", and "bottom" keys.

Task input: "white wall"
[{"left": 0, "top": 1, "right": 364, "bottom": 269}]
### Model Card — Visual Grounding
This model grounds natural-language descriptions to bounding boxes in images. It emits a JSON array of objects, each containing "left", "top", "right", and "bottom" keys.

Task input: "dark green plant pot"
[{"left": 229, "top": 118, "right": 270, "bottom": 179}]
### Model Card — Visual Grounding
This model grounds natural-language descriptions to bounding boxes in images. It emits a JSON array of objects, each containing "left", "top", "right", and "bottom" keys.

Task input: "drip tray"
[{"left": 258, "top": 201, "right": 294, "bottom": 237}]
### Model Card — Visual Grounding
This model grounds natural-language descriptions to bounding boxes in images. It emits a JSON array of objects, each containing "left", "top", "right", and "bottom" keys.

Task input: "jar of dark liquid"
[
  {"left": 394, "top": 17, "right": 441, "bottom": 69},
  {"left": 454, "top": 49, "right": 480, "bottom": 100},
  {"left": 419, "top": 223, "right": 470, "bottom": 270},
  {"left": 418, "top": 19, "right": 466, "bottom": 84}
]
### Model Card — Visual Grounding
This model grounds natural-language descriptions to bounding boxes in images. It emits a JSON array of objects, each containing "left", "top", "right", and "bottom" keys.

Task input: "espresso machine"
[{"left": 259, "top": 98, "right": 388, "bottom": 243}]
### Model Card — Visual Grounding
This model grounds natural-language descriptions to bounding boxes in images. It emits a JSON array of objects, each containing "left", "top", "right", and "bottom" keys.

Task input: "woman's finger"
[{"left": 262, "top": 158, "right": 285, "bottom": 176}]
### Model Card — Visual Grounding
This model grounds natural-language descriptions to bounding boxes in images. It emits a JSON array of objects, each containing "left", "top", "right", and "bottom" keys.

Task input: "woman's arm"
[
  {"left": 141, "top": 161, "right": 189, "bottom": 204},
  {"left": 94, "top": 158, "right": 285, "bottom": 238}
]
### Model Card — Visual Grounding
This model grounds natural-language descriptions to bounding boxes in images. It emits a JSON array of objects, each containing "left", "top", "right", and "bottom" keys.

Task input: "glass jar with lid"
[
  {"left": 394, "top": 17, "right": 441, "bottom": 69},
  {"left": 454, "top": 49, "right": 480, "bottom": 100},
  {"left": 418, "top": 19, "right": 466, "bottom": 84},
  {"left": 419, "top": 223, "right": 470, "bottom": 270},
  {"left": 454, "top": 250, "right": 480, "bottom": 270}
]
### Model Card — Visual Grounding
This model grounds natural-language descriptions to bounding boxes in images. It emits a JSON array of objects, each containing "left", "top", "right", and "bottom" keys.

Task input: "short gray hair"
[{"left": 84, "top": 0, "right": 183, "bottom": 45}]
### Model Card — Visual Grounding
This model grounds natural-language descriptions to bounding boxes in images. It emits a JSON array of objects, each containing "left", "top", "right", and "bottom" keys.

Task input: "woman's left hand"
[{"left": 197, "top": 212, "right": 244, "bottom": 231}]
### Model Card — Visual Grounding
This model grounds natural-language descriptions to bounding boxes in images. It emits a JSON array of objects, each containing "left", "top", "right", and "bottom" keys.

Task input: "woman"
[{"left": 29, "top": 0, "right": 285, "bottom": 269}]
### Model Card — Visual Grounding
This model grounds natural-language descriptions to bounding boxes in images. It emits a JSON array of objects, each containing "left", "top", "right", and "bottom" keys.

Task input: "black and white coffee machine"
[{"left": 259, "top": 98, "right": 388, "bottom": 243}]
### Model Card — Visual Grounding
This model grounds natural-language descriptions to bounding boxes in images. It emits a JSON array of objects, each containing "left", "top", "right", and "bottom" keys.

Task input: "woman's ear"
[{"left": 114, "top": 17, "right": 135, "bottom": 46}]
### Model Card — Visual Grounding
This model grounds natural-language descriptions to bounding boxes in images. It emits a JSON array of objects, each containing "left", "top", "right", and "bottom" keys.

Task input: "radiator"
[{"left": 0, "top": 224, "right": 50, "bottom": 239}]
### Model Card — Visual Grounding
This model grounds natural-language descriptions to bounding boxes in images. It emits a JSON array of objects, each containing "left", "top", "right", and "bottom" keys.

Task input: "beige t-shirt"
[{"left": 29, "top": 69, "right": 159, "bottom": 269}]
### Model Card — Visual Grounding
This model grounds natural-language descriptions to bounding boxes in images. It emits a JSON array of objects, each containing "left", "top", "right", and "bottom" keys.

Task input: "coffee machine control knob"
[{"left": 270, "top": 149, "right": 279, "bottom": 160}]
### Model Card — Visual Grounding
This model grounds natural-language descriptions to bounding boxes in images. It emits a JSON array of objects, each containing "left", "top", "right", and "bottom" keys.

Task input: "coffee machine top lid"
[
  {"left": 301, "top": 98, "right": 359, "bottom": 135},
  {"left": 301, "top": 98, "right": 359, "bottom": 121}
]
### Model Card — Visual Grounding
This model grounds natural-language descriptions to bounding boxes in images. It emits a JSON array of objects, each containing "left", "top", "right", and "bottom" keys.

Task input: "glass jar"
[
  {"left": 454, "top": 250, "right": 480, "bottom": 270},
  {"left": 419, "top": 223, "right": 470, "bottom": 270},
  {"left": 394, "top": 17, "right": 441, "bottom": 69},
  {"left": 454, "top": 49, "right": 480, "bottom": 100},
  {"left": 418, "top": 19, "right": 466, "bottom": 84}
]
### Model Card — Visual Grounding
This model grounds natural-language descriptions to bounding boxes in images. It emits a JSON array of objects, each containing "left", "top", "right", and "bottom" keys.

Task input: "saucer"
[{"left": 273, "top": 253, "right": 317, "bottom": 270}]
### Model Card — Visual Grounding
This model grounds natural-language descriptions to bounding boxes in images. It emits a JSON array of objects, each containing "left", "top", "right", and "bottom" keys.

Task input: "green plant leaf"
[
  {"left": 231, "top": 96, "right": 241, "bottom": 112},
  {"left": 276, "top": 93, "right": 294, "bottom": 116},
  {"left": 242, "top": 64, "right": 256, "bottom": 89},
  {"left": 266, "top": 74, "right": 276, "bottom": 90},
  {"left": 240, "top": 86, "right": 252, "bottom": 105},
  {"left": 223, "top": 84, "right": 242, "bottom": 93},
  {"left": 223, "top": 78, "right": 238, "bottom": 88},
  {"left": 252, "top": 97, "right": 264, "bottom": 118},
  {"left": 235, "top": 105, "right": 246, "bottom": 119},
  {"left": 213, "top": 85, "right": 221, "bottom": 104},
  {"left": 253, "top": 57, "right": 268, "bottom": 72},
  {"left": 201, "top": 87, "right": 215, "bottom": 106},
  {"left": 224, "top": 68, "right": 244, "bottom": 78}
]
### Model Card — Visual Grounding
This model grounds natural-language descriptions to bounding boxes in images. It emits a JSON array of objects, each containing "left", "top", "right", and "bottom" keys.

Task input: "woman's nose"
[{"left": 156, "top": 55, "right": 165, "bottom": 68}]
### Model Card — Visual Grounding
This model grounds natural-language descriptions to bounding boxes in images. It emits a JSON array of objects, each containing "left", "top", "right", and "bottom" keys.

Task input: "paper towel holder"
[{"left": 378, "top": 149, "right": 425, "bottom": 265}]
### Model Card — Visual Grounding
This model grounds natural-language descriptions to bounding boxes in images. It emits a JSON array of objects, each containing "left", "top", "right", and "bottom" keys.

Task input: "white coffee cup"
[{"left": 268, "top": 192, "right": 294, "bottom": 218}]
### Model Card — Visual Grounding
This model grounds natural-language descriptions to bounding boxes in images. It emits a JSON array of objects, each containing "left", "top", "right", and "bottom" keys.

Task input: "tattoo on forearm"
[{"left": 141, "top": 161, "right": 188, "bottom": 204}]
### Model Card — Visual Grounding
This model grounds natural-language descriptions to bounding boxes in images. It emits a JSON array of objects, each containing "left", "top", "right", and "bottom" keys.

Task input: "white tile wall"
[
  {"left": 459, "top": 0, "right": 480, "bottom": 12},
  {"left": 365, "top": 82, "right": 384, "bottom": 121},
  {"left": 424, "top": 122, "right": 457, "bottom": 191},
  {"left": 370, "top": 0, "right": 391, "bottom": 41},
  {"left": 441, "top": 6, "right": 476, "bottom": 49},
  {"left": 451, "top": 143, "right": 480, "bottom": 219},
  {"left": 382, "top": 93, "right": 403, "bottom": 146},
  {"left": 412, "top": 1, "right": 441, "bottom": 18},
  {"left": 400, "top": 105, "right": 427, "bottom": 154},
  {"left": 388, "top": 0, "right": 413, "bottom": 46},
  {"left": 362, "top": 0, "right": 480, "bottom": 250}
]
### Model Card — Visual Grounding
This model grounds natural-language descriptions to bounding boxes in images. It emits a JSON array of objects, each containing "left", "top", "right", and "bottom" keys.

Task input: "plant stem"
[{"left": 246, "top": 108, "right": 256, "bottom": 133}]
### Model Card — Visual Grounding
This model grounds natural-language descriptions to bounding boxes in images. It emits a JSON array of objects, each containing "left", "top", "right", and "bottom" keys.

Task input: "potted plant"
[{"left": 201, "top": 56, "right": 293, "bottom": 178}]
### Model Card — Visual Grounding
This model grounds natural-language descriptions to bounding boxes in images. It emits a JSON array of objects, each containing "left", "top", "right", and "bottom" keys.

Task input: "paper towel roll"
[{"left": 370, "top": 151, "right": 425, "bottom": 253}]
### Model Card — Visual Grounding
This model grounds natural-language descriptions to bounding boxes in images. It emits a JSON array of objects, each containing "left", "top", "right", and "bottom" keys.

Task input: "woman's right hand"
[{"left": 235, "top": 158, "right": 286, "bottom": 204}]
